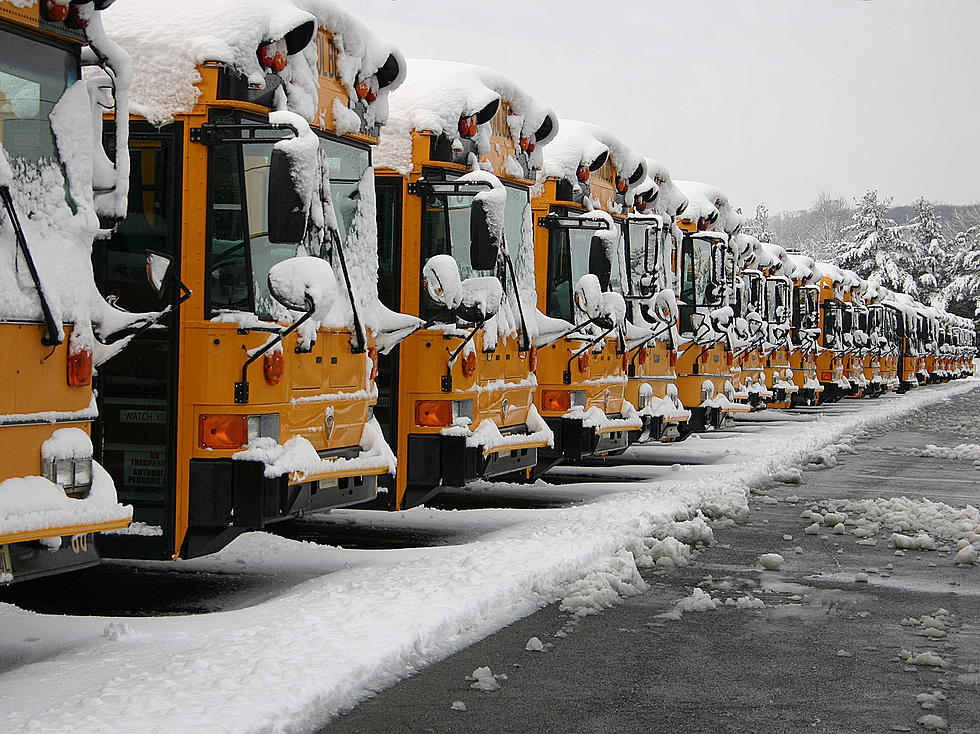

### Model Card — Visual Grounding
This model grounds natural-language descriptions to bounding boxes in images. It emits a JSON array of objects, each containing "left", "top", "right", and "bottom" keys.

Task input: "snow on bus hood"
[
  {"left": 375, "top": 59, "right": 558, "bottom": 175},
  {"left": 103, "top": 0, "right": 405, "bottom": 126},
  {"left": 675, "top": 180, "right": 745, "bottom": 237}
]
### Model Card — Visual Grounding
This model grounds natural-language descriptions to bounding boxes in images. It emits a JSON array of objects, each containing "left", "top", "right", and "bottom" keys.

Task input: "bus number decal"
[
  {"left": 70, "top": 534, "right": 89, "bottom": 554},
  {"left": 315, "top": 33, "right": 339, "bottom": 82},
  {"left": 0, "top": 545, "right": 12, "bottom": 579}
]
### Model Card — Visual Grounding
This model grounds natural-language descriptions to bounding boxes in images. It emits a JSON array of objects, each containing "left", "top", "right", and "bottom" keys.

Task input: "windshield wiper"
[{"left": 0, "top": 185, "right": 62, "bottom": 346}]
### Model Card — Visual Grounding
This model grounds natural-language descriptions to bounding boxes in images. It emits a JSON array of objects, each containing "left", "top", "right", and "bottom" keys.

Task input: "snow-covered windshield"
[
  {"left": 207, "top": 116, "right": 368, "bottom": 319},
  {"left": 679, "top": 236, "right": 713, "bottom": 307},
  {"left": 766, "top": 279, "right": 789, "bottom": 323},
  {"left": 0, "top": 27, "right": 77, "bottom": 186},
  {"left": 545, "top": 221, "right": 619, "bottom": 323},
  {"left": 823, "top": 301, "right": 842, "bottom": 349},
  {"left": 419, "top": 170, "right": 515, "bottom": 319},
  {"left": 626, "top": 220, "right": 659, "bottom": 296}
]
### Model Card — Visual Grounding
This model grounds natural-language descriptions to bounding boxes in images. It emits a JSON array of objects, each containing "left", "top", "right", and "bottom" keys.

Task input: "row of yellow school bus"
[{"left": 0, "top": 0, "right": 974, "bottom": 583}]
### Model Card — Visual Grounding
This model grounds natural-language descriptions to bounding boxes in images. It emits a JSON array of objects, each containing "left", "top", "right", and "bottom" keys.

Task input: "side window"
[
  {"left": 547, "top": 228, "right": 572, "bottom": 322},
  {"left": 207, "top": 142, "right": 250, "bottom": 312}
]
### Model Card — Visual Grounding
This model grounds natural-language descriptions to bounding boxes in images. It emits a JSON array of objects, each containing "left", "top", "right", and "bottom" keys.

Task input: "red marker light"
[
  {"left": 263, "top": 350, "right": 284, "bottom": 386},
  {"left": 528, "top": 345, "right": 538, "bottom": 373},
  {"left": 638, "top": 346, "right": 648, "bottom": 365},
  {"left": 616, "top": 178, "right": 628, "bottom": 194},
  {"left": 576, "top": 165, "right": 590, "bottom": 182},
  {"left": 44, "top": 0, "right": 70, "bottom": 22},
  {"left": 67, "top": 344, "right": 93, "bottom": 388},
  {"left": 367, "top": 347, "right": 380, "bottom": 382},
  {"left": 462, "top": 350, "right": 477, "bottom": 378}
]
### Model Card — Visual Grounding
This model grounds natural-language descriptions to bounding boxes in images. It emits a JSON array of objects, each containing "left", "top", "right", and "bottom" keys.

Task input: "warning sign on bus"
[{"left": 123, "top": 450, "right": 166, "bottom": 487}]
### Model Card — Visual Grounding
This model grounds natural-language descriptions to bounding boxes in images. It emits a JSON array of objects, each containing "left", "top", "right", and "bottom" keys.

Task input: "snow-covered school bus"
[
  {"left": 670, "top": 182, "right": 749, "bottom": 430},
  {"left": 812, "top": 262, "right": 851, "bottom": 402},
  {"left": 785, "top": 253, "right": 823, "bottom": 405},
  {"left": 1, "top": 0, "right": 134, "bottom": 582},
  {"left": 93, "top": 0, "right": 410, "bottom": 560},
  {"left": 749, "top": 238, "right": 798, "bottom": 409},
  {"left": 370, "top": 61, "right": 556, "bottom": 508},
  {"left": 618, "top": 159, "right": 692, "bottom": 442},
  {"left": 529, "top": 120, "right": 643, "bottom": 466}
]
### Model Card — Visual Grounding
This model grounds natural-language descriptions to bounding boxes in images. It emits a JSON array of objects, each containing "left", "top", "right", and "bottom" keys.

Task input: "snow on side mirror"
[
  {"left": 574, "top": 273, "right": 603, "bottom": 321},
  {"left": 267, "top": 256, "right": 337, "bottom": 319},
  {"left": 596, "top": 291, "right": 627, "bottom": 330},
  {"left": 145, "top": 251, "right": 173, "bottom": 297},
  {"left": 422, "top": 254, "right": 463, "bottom": 309},
  {"left": 454, "top": 276, "right": 502, "bottom": 324},
  {"left": 653, "top": 289, "right": 679, "bottom": 325}
]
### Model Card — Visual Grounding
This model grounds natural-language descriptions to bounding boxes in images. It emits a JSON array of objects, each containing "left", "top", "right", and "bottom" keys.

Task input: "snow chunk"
[
  {"left": 559, "top": 549, "right": 649, "bottom": 617},
  {"left": 450, "top": 701, "right": 467, "bottom": 712},
  {"left": 659, "top": 588, "right": 718, "bottom": 620},
  {"left": 891, "top": 532, "right": 937, "bottom": 551},
  {"left": 524, "top": 637, "right": 544, "bottom": 652},
  {"left": 467, "top": 666, "right": 501, "bottom": 692},
  {"left": 916, "top": 714, "right": 947, "bottom": 731},
  {"left": 41, "top": 428, "right": 93, "bottom": 461},
  {"left": 760, "top": 553, "right": 784, "bottom": 571},
  {"left": 954, "top": 543, "right": 977, "bottom": 565}
]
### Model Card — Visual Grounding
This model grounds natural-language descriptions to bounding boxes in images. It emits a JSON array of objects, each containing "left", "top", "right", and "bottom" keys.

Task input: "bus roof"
[
  {"left": 374, "top": 59, "right": 558, "bottom": 176},
  {"left": 675, "top": 180, "right": 745, "bottom": 237},
  {"left": 102, "top": 0, "right": 404, "bottom": 126}
]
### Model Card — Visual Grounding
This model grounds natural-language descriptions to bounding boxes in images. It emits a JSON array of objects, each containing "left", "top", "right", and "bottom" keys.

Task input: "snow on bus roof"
[
  {"left": 634, "top": 158, "right": 688, "bottom": 219},
  {"left": 675, "top": 180, "right": 745, "bottom": 236},
  {"left": 374, "top": 59, "right": 558, "bottom": 174},
  {"left": 786, "top": 252, "right": 817, "bottom": 282},
  {"left": 813, "top": 261, "right": 845, "bottom": 284},
  {"left": 541, "top": 120, "right": 646, "bottom": 190},
  {"left": 102, "top": 0, "right": 404, "bottom": 126}
]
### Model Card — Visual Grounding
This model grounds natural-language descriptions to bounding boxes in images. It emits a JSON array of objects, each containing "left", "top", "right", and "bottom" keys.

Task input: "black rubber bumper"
[
  {"left": 1, "top": 534, "right": 100, "bottom": 584},
  {"left": 399, "top": 430, "right": 539, "bottom": 509},
  {"left": 539, "top": 415, "right": 631, "bottom": 465}
]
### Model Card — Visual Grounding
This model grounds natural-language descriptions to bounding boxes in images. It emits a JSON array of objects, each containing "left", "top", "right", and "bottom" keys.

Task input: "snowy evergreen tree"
[
  {"left": 836, "top": 190, "right": 918, "bottom": 295},
  {"left": 743, "top": 203, "right": 774, "bottom": 243},
  {"left": 942, "top": 224, "right": 980, "bottom": 316},
  {"left": 906, "top": 197, "right": 947, "bottom": 302}
]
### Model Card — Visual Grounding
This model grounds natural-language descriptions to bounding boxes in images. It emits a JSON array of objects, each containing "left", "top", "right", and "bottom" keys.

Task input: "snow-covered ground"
[{"left": 0, "top": 381, "right": 976, "bottom": 733}]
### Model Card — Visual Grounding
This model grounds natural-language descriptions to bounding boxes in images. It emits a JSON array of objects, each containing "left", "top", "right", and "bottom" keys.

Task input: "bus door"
[{"left": 92, "top": 123, "right": 182, "bottom": 559}]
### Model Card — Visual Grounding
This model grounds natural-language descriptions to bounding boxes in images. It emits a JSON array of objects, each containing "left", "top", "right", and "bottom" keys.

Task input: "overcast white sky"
[{"left": 351, "top": 0, "right": 979, "bottom": 214}]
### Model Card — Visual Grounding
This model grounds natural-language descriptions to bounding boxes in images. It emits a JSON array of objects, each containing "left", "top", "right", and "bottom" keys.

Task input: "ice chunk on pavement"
[
  {"left": 525, "top": 637, "right": 544, "bottom": 652},
  {"left": 659, "top": 588, "right": 718, "bottom": 620},
  {"left": 760, "top": 553, "right": 784, "bottom": 571},
  {"left": 910, "top": 651, "right": 946, "bottom": 668},
  {"left": 833, "top": 523, "right": 846, "bottom": 534},
  {"left": 954, "top": 543, "right": 977, "bottom": 565},
  {"left": 891, "top": 532, "right": 937, "bottom": 551},
  {"left": 468, "top": 667, "right": 501, "bottom": 691},
  {"left": 772, "top": 467, "right": 804, "bottom": 485},
  {"left": 735, "top": 595, "right": 765, "bottom": 609},
  {"left": 451, "top": 701, "right": 467, "bottom": 711},
  {"left": 916, "top": 714, "right": 947, "bottom": 730},
  {"left": 823, "top": 512, "right": 847, "bottom": 526},
  {"left": 855, "top": 573, "right": 869, "bottom": 583},
  {"left": 805, "top": 523, "right": 820, "bottom": 535}
]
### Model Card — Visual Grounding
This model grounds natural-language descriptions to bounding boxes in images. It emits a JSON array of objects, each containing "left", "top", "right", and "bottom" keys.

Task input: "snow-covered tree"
[
  {"left": 942, "top": 223, "right": 980, "bottom": 316},
  {"left": 743, "top": 203, "right": 774, "bottom": 243},
  {"left": 906, "top": 197, "right": 948, "bottom": 302},
  {"left": 836, "top": 189, "right": 918, "bottom": 295}
]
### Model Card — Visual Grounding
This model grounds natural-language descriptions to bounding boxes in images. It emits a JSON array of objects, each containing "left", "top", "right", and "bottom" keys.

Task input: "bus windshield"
[
  {"left": 546, "top": 225, "right": 596, "bottom": 323},
  {"left": 626, "top": 220, "right": 659, "bottom": 297},
  {"left": 679, "top": 236, "right": 713, "bottom": 307},
  {"left": 207, "top": 115, "right": 369, "bottom": 319},
  {"left": 419, "top": 170, "right": 518, "bottom": 320},
  {"left": 0, "top": 27, "right": 77, "bottom": 168},
  {"left": 823, "top": 302, "right": 842, "bottom": 349}
]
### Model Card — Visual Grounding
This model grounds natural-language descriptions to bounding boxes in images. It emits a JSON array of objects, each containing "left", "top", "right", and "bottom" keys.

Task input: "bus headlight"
[{"left": 42, "top": 457, "right": 93, "bottom": 497}]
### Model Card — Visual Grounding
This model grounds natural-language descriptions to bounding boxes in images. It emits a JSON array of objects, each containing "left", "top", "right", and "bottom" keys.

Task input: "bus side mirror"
[
  {"left": 267, "top": 256, "right": 336, "bottom": 316},
  {"left": 268, "top": 147, "right": 308, "bottom": 245},
  {"left": 469, "top": 198, "right": 499, "bottom": 270},
  {"left": 145, "top": 251, "right": 173, "bottom": 297},
  {"left": 455, "top": 276, "right": 502, "bottom": 324},
  {"left": 589, "top": 235, "right": 612, "bottom": 292}
]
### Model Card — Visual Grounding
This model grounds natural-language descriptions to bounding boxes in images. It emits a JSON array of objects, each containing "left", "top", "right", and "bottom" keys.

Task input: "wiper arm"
[
  {"left": 0, "top": 185, "right": 61, "bottom": 346},
  {"left": 503, "top": 250, "right": 531, "bottom": 352}
]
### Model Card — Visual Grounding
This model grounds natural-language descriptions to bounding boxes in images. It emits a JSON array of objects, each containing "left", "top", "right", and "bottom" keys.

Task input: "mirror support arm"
[
  {"left": 504, "top": 252, "right": 531, "bottom": 352},
  {"left": 564, "top": 325, "right": 616, "bottom": 385},
  {"left": 442, "top": 319, "right": 486, "bottom": 392},
  {"left": 235, "top": 297, "right": 314, "bottom": 404}
]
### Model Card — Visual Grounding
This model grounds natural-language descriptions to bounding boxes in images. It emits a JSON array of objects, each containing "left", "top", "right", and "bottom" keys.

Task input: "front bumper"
[{"left": 543, "top": 413, "right": 636, "bottom": 463}]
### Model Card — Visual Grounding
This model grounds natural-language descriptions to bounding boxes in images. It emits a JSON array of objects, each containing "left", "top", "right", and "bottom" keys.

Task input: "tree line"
[{"left": 741, "top": 194, "right": 980, "bottom": 321}]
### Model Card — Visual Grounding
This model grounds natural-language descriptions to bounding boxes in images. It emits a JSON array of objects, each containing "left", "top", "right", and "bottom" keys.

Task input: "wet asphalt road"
[{"left": 322, "top": 386, "right": 980, "bottom": 734}]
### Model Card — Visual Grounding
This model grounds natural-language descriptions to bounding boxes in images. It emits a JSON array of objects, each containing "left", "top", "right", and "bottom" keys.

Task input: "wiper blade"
[{"left": 0, "top": 185, "right": 62, "bottom": 346}]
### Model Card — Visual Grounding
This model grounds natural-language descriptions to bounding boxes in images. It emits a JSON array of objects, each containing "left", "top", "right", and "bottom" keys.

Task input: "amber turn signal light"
[
  {"left": 541, "top": 390, "right": 571, "bottom": 412},
  {"left": 415, "top": 401, "right": 453, "bottom": 427},
  {"left": 199, "top": 414, "right": 247, "bottom": 450}
]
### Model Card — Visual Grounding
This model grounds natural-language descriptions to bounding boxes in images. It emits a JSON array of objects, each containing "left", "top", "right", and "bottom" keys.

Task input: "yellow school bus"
[
  {"left": 619, "top": 160, "right": 692, "bottom": 442},
  {"left": 671, "top": 182, "right": 749, "bottom": 430},
  {"left": 94, "top": 3, "right": 407, "bottom": 559},
  {"left": 784, "top": 253, "right": 822, "bottom": 405},
  {"left": 371, "top": 61, "right": 556, "bottom": 508},
  {"left": 530, "top": 120, "right": 642, "bottom": 464},
  {"left": 1, "top": 0, "right": 133, "bottom": 582},
  {"left": 752, "top": 240, "right": 797, "bottom": 408},
  {"left": 729, "top": 234, "right": 773, "bottom": 409},
  {"left": 812, "top": 262, "right": 850, "bottom": 402}
]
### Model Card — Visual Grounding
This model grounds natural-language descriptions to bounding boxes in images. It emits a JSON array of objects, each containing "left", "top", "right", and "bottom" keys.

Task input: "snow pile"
[
  {"left": 805, "top": 496, "right": 980, "bottom": 547},
  {"left": 897, "top": 443, "right": 980, "bottom": 463},
  {"left": 676, "top": 180, "right": 745, "bottom": 236},
  {"left": 658, "top": 588, "right": 718, "bottom": 620},
  {"left": 233, "top": 417, "right": 396, "bottom": 476},
  {"left": 559, "top": 548, "right": 649, "bottom": 617},
  {"left": 0, "top": 462, "right": 131, "bottom": 537}
]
